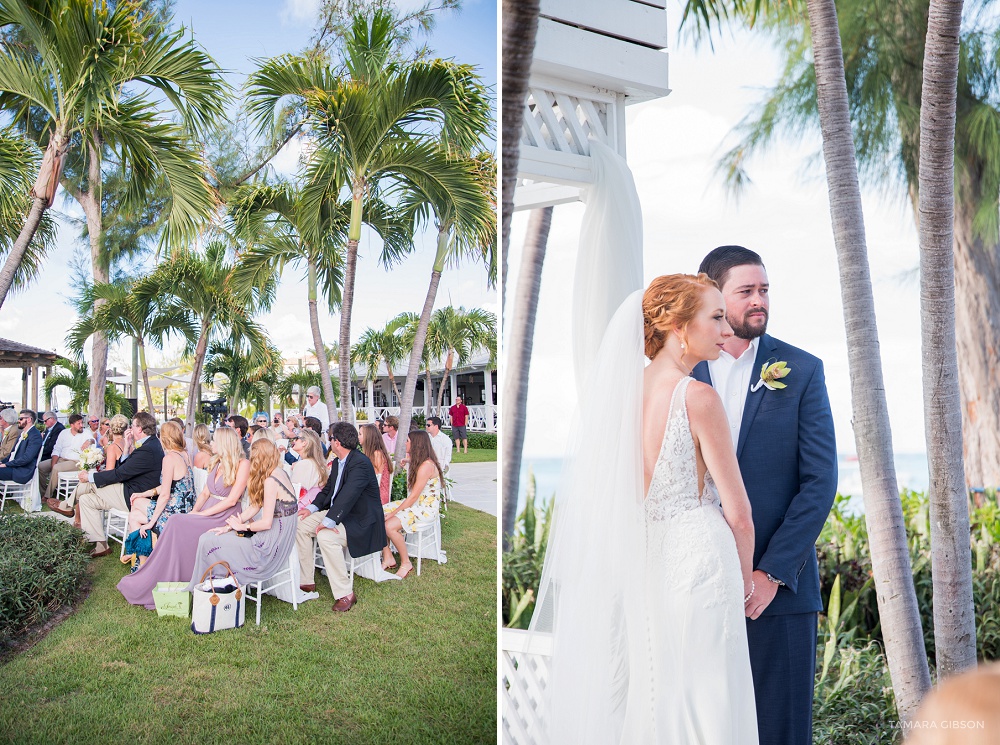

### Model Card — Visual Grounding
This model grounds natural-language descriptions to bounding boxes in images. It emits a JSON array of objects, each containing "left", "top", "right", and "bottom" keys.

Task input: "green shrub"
[
  {"left": 501, "top": 472, "right": 553, "bottom": 628},
  {"left": 0, "top": 515, "right": 90, "bottom": 647},
  {"left": 443, "top": 429, "right": 496, "bottom": 449},
  {"left": 390, "top": 470, "right": 407, "bottom": 502}
]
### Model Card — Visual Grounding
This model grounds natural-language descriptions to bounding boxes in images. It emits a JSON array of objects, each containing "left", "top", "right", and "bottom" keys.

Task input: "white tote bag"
[{"left": 191, "top": 561, "right": 245, "bottom": 634}]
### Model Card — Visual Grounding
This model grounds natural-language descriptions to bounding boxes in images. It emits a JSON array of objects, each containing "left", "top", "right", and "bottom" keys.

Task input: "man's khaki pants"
[
  {"left": 43, "top": 459, "right": 80, "bottom": 501},
  {"left": 297, "top": 512, "right": 352, "bottom": 599},
  {"left": 78, "top": 481, "right": 127, "bottom": 543}
]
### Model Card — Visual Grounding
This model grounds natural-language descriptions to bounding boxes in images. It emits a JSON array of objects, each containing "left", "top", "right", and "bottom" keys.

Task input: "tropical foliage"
[{"left": 43, "top": 359, "right": 131, "bottom": 415}]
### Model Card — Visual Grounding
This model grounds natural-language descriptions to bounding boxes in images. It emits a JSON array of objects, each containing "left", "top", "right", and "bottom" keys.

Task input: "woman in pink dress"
[
  {"left": 118, "top": 427, "right": 249, "bottom": 609},
  {"left": 360, "top": 424, "right": 392, "bottom": 505}
]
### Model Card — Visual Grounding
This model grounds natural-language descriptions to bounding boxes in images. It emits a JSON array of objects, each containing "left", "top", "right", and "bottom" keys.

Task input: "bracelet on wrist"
[{"left": 744, "top": 580, "right": 755, "bottom": 603}]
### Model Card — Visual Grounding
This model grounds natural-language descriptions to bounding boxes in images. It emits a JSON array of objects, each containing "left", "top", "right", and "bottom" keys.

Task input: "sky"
[
  {"left": 0, "top": 0, "right": 497, "bottom": 409},
  {"left": 506, "top": 16, "right": 927, "bottom": 458}
]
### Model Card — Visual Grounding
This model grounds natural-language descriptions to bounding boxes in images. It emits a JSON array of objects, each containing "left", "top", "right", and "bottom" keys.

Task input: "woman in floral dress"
[{"left": 382, "top": 430, "right": 444, "bottom": 578}]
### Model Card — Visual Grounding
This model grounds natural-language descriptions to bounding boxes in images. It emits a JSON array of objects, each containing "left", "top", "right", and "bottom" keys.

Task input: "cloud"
[{"left": 281, "top": 0, "right": 321, "bottom": 24}]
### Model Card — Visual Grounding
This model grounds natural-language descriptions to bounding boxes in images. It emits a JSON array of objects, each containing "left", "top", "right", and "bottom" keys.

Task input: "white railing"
[
  {"left": 502, "top": 628, "right": 551, "bottom": 745},
  {"left": 365, "top": 405, "right": 496, "bottom": 432}
]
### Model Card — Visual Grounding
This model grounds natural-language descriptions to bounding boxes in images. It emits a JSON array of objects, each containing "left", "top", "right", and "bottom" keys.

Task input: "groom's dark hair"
[{"left": 698, "top": 246, "right": 765, "bottom": 289}]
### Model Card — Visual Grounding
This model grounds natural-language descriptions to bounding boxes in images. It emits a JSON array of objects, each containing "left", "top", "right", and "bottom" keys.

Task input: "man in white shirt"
[
  {"left": 42, "top": 414, "right": 94, "bottom": 501},
  {"left": 301, "top": 386, "right": 330, "bottom": 433},
  {"left": 425, "top": 416, "right": 453, "bottom": 473}
]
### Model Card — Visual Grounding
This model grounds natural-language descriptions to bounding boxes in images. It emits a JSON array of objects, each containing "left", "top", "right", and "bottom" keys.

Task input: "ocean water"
[{"left": 518, "top": 452, "right": 930, "bottom": 515}]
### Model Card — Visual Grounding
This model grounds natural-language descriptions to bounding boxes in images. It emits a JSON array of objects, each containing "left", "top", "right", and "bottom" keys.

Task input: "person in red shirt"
[{"left": 448, "top": 396, "right": 470, "bottom": 453}]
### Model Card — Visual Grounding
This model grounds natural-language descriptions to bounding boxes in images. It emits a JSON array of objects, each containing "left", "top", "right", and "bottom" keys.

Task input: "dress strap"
[
  {"left": 269, "top": 475, "right": 297, "bottom": 500},
  {"left": 666, "top": 376, "right": 692, "bottom": 423}
]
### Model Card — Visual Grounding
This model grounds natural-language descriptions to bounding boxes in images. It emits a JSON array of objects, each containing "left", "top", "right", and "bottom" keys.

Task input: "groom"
[{"left": 694, "top": 246, "right": 837, "bottom": 745}]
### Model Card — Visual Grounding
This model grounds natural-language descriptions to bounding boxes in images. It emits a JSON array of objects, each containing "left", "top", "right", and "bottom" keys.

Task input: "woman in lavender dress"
[
  {"left": 187, "top": 438, "right": 298, "bottom": 589},
  {"left": 118, "top": 426, "right": 249, "bottom": 608}
]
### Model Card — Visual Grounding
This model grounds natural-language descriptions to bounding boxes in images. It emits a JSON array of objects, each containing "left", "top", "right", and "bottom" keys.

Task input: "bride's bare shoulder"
[{"left": 685, "top": 379, "right": 725, "bottom": 419}]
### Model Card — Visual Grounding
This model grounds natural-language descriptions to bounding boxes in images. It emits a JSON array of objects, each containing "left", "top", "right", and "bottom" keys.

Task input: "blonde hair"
[
  {"left": 193, "top": 423, "right": 212, "bottom": 454},
  {"left": 247, "top": 438, "right": 281, "bottom": 510},
  {"left": 642, "top": 273, "right": 719, "bottom": 360},
  {"left": 159, "top": 420, "right": 186, "bottom": 453},
  {"left": 251, "top": 427, "right": 276, "bottom": 444},
  {"left": 108, "top": 414, "right": 130, "bottom": 436},
  {"left": 296, "top": 430, "right": 329, "bottom": 487},
  {"left": 208, "top": 426, "right": 244, "bottom": 487}
]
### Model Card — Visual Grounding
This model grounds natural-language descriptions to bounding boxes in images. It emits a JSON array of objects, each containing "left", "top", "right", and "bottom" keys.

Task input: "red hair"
[{"left": 642, "top": 273, "right": 719, "bottom": 359}]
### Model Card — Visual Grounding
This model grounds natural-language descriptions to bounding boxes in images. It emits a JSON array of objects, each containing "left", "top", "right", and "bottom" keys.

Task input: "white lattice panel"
[
  {"left": 521, "top": 87, "right": 611, "bottom": 157},
  {"left": 502, "top": 629, "right": 552, "bottom": 745}
]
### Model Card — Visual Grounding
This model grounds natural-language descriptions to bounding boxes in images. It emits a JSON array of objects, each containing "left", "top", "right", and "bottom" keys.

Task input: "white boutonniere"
[
  {"left": 19, "top": 430, "right": 27, "bottom": 440},
  {"left": 750, "top": 359, "right": 791, "bottom": 392}
]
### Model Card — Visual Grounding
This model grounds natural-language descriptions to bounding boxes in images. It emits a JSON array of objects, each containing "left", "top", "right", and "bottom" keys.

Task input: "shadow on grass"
[{"left": 0, "top": 505, "right": 497, "bottom": 745}]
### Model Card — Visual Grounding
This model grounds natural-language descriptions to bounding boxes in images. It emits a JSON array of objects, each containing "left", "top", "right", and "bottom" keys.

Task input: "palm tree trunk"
[
  {"left": 806, "top": 0, "right": 931, "bottom": 720},
  {"left": 340, "top": 234, "right": 360, "bottom": 423},
  {"left": 137, "top": 340, "right": 154, "bottom": 416},
  {"left": 436, "top": 352, "right": 455, "bottom": 410},
  {"left": 918, "top": 0, "right": 977, "bottom": 678},
  {"left": 396, "top": 269, "right": 443, "bottom": 467},
  {"left": 387, "top": 365, "right": 402, "bottom": 405},
  {"left": 307, "top": 257, "right": 339, "bottom": 425},
  {"left": 501, "top": 207, "right": 551, "bottom": 551},
  {"left": 80, "top": 136, "right": 108, "bottom": 420},
  {"left": 0, "top": 131, "right": 66, "bottom": 309},
  {"left": 501, "top": 0, "right": 541, "bottom": 317},
  {"left": 185, "top": 320, "right": 211, "bottom": 435}
]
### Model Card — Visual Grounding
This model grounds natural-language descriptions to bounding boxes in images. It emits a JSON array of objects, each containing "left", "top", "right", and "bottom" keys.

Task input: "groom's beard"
[{"left": 729, "top": 308, "right": 768, "bottom": 340}]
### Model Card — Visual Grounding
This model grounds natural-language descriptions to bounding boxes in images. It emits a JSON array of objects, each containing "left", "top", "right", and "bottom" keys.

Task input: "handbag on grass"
[{"left": 191, "top": 560, "right": 245, "bottom": 634}]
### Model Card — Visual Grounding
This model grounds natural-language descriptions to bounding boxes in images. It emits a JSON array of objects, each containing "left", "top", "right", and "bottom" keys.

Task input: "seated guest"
[
  {"left": 290, "top": 430, "right": 328, "bottom": 492},
  {"left": 381, "top": 415, "right": 399, "bottom": 456},
  {"left": 125, "top": 420, "right": 196, "bottom": 542},
  {"left": 192, "top": 423, "right": 213, "bottom": 469},
  {"left": 42, "top": 413, "right": 95, "bottom": 502},
  {"left": 85, "top": 415, "right": 102, "bottom": 448},
  {"left": 98, "top": 417, "right": 111, "bottom": 449},
  {"left": 296, "top": 422, "right": 386, "bottom": 611},
  {"left": 382, "top": 430, "right": 445, "bottom": 579},
  {"left": 226, "top": 415, "right": 251, "bottom": 458},
  {"left": 187, "top": 439, "right": 298, "bottom": 591},
  {"left": 77, "top": 412, "right": 164, "bottom": 558},
  {"left": 270, "top": 412, "right": 285, "bottom": 439},
  {"left": 0, "top": 409, "right": 21, "bottom": 461},
  {"left": 50, "top": 413, "right": 128, "bottom": 528},
  {"left": 118, "top": 427, "right": 249, "bottom": 608},
  {"left": 425, "top": 417, "right": 453, "bottom": 474},
  {"left": 35, "top": 411, "right": 64, "bottom": 493},
  {"left": 170, "top": 416, "right": 197, "bottom": 461},
  {"left": 252, "top": 411, "right": 270, "bottom": 430},
  {"left": 0, "top": 409, "right": 42, "bottom": 485},
  {"left": 251, "top": 426, "right": 275, "bottom": 444},
  {"left": 360, "top": 424, "right": 392, "bottom": 505},
  {"left": 248, "top": 424, "right": 264, "bottom": 440},
  {"left": 302, "top": 416, "right": 329, "bottom": 456}
]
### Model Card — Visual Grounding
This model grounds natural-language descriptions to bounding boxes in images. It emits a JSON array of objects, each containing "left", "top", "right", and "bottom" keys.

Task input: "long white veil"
[{"left": 528, "top": 139, "right": 647, "bottom": 744}]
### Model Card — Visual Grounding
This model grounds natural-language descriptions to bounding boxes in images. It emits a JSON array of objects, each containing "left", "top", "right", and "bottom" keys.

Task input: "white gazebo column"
[
  {"left": 449, "top": 371, "right": 458, "bottom": 409},
  {"left": 367, "top": 379, "right": 375, "bottom": 422},
  {"left": 484, "top": 369, "right": 495, "bottom": 432}
]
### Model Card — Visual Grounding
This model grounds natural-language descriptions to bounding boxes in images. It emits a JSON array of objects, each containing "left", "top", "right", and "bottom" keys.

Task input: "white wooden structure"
[
  {"left": 505, "top": 2, "right": 671, "bottom": 742},
  {"left": 514, "top": 0, "right": 670, "bottom": 211}
]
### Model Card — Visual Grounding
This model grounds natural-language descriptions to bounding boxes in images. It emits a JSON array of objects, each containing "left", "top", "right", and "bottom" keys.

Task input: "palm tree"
[
  {"left": 917, "top": 0, "right": 977, "bottom": 678},
  {"left": 394, "top": 150, "right": 495, "bottom": 463},
  {"left": 44, "top": 358, "right": 130, "bottom": 415},
  {"left": 229, "top": 181, "right": 409, "bottom": 426},
  {"left": 0, "top": 127, "right": 56, "bottom": 291},
  {"left": 351, "top": 316, "right": 412, "bottom": 406},
  {"left": 66, "top": 278, "right": 197, "bottom": 415},
  {"left": 502, "top": 206, "right": 552, "bottom": 550},
  {"left": 426, "top": 306, "right": 494, "bottom": 411},
  {"left": 500, "top": 0, "right": 542, "bottom": 312},
  {"left": 203, "top": 340, "right": 283, "bottom": 417},
  {"left": 138, "top": 242, "right": 275, "bottom": 433},
  {"left": 245, "top": 8, "right": 491, "bottom": 422},
  {"left": 0, "top": 0, "right": 227, "bottom": 419},
  {"left": 275, "top": 369, "right": 328, "bottom": 414}
]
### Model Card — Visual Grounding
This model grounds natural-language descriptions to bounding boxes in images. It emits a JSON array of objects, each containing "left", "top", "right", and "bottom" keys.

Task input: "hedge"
[
  {"left": 443, "top": 429, "right": 496, "bottom": 449},
  {"left": 0, "top": 515, "right": 90, "bottom": 647}
]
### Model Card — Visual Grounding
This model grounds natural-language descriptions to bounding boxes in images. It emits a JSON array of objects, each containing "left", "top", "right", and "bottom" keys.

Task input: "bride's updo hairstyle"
[{"left": 643, "top": 273, "right": 719, "bottom": 359}]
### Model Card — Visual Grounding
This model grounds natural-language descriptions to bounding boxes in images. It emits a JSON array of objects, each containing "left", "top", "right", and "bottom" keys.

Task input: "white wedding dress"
[{"left": 619, "top": 375, "right": 759, "bottom": 744}]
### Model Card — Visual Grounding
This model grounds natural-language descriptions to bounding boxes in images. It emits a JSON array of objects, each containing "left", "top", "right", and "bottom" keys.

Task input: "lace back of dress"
[{"left": 645, "top": 377, "right": 703, "bottom": 522}]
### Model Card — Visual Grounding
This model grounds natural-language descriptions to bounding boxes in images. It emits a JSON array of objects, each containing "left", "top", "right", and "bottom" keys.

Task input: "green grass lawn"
[
  {"left": 0, "top": 505, "right": 496, "bottom": 744},
  {"left": 451, "top": 448, "right": 496, "bottom": 464}
]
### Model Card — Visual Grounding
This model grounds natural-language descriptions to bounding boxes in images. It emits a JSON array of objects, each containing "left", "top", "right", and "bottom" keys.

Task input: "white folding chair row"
[
  {"left": 56, "top": 471, "right": 80, "bottom": 501},
  {"left": 404, "top": 513, "right": 446, "bottom": 576},
  {"left": 0, "top": 449, "right": 42, "bottom": 512},
  {"left": 244, "top": 552, "right": 299, "bottom": 626},
  {"left": 192, "top": 467, "right": 208, "bottom": 498},
  {"left": 105, "top": 508, "right": 129, "bottom": 558}
]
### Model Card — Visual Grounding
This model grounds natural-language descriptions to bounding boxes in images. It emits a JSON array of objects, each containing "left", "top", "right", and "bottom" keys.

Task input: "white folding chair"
[
  {"left": 105, "top": 508, "right": 129, "bottom": 557},
  {"left": 314, "top": 540, "right": 381, "bottom": 584},
  {"left": 192, "top": 467, "right": 208, "bottom": 498},
  {"left": 404, "top": 513, "right": 446, "bottom": 576},
  {"left": 56, "top": 471, "right": 79, "bottom": 501},
  {"left": 0, "top": 478, "right": 34, "bottom": 512},
  {"left": 245, "top": 552, "right": 299, "bottom": 625}
]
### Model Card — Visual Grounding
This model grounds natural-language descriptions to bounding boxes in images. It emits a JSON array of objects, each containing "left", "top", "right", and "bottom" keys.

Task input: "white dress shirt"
[
  {"left": 301, "top": 400, "right": 330, "bottom": 433},
  {"left": 706, "top": 338, "right": 759, "bottom": 450},
  {"left": 54, "top": 430, "right": 94, "bottom": 462},
  {"left": 430, "top": 431, "right": 453, "bottom": 471}
]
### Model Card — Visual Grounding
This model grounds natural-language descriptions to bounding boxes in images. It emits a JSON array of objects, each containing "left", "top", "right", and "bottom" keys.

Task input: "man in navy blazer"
[
  {"left": 76, "top": 412, "right": 164, "bottom": 557},
  {"left": 0, "top": 410, "right": 43, "bottom": 484},
  {"left": 693, "top": 246, "right": 837, "bottom": 745},
  {"left": 295, "top": 421, "right": 386, "bottom": 612}
]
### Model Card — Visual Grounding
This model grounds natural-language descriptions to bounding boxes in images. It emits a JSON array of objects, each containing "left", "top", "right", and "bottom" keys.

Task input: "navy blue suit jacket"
[
  {"left": 1, "top": 426, "right": 43, "bottom": 483},
  {"left": 311, "top": 449, "right": 387, "bottom": 558},
  {"left": 40, "top": 422, "right": 64, "bottom": 461},
  {"left": 693, "top": 334, "right": 837, "bottom": 616}
]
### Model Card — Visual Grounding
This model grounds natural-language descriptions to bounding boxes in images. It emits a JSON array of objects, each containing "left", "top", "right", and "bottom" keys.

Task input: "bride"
[{"left": 530, "top": 273, "right": 759, "bottom": 744}]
